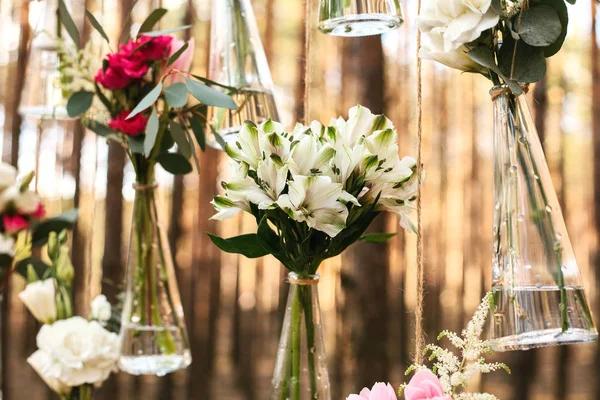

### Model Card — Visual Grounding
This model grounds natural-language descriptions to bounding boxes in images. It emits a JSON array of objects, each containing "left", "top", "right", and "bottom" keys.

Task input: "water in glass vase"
[
  {"left": 491, "top": 286, "right": 597, "bottom": 351},
  {"left": 207, "top": 88, "right": 279, "bottom": 148},
  {"left": 119, "top": 325, "right": 192, "bottom": 376}
]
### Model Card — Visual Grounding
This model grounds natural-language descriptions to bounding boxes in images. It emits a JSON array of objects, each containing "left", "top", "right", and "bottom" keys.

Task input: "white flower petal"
[{"left": 19, "top": 279, "right": 57, "bottom": 324}]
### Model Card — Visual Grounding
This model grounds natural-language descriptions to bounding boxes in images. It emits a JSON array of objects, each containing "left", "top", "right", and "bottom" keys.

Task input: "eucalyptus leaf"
[
  {"left": 58, "top": 0, "right": 80, "bottom": 48},
  {"left": 85, "top": 120, "right": 114, "bottom": 137},
  {"left": 144, "top": 108, "right": 159, "bottom": 156},
  {"left": 186, "top": 78, "right": 238, "bottom": 110},
  {"left": 128, "top": 136, "right": 145, "bottom": 154},
  {"left": 85, "top": 10, "right": 110, "bottom": 43},
  {"left": 530, "top": 0, "right": 569, "bottom": 57},
  {"left": 67, "top": 91, "right": 94, "bottom": 117},
  {"left": 498, "top": 36, "right": 547, "bottom": 83},
  {"left": 170, "top": 123, "right": 192, "bottom": 159},
  {"left": 167, "top": 42, "right": 189, "bottom": 67},
  {"left": 207, "top": 233, "right": 270, "bottom": 259},
  {"left": 15, "top": 258, "right": 51, "bottom": 280},
  {"left": 519, "top": 5, "right": 562, "bottom": 47},
  {"left": 156, "top": 153, "right": 193, "bottom": 175},
  {"left": 189, "top": 115, "right": 206, "bottom": 151},
  {"left": 360, "top": 232, "right": 397, "bottom": 243},
  {"left": 143, "top": 25, "right": 192, "bottom": 37},
  {"left": 139, "top": 8, "right": 168, "bottom": 34},
  {"left": 95, "top": 84, "right": 112, "bottom": 112},
  {"left": 164, "top": 83, "right": 188, "bottom": 108},
  {"left": 128, "top": 82, "right": 162, "bottom": 119},
  {"left": 31, "top": 209, "right": 79, "bottom": 247}
]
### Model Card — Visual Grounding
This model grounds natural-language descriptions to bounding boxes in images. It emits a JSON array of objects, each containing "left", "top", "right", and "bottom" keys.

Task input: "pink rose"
[
  {"left": 136, "top": 35, "right": 173, "bottom": 60},
  {"left": 107, "top": 52, "right": 149, "bottom": 79},
  {"left": 347, "top": 383, "right": 397, "bottom": 400},
  {"left": 404, "top": 369, "right": 451, "bottom": 400},
  {"left": 3, "top": 215, "right": 29, "bottom": 234},
  {"left": 94, "top": 65, "right": 133, "bottom": 90},
  {"left": 164, "top": 38, "right": 195, "bottom": 86},
  {"left": 108, "top": 111, "right": 148, "bottom": 136}
]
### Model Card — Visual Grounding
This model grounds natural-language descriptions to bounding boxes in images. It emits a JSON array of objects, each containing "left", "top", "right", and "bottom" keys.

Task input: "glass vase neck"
[
  {"left": 287, "top": 272, "right": 320, "bottom": 286},
  {"left": 132, "top": 182, "right": 158, "bottom": 192}
]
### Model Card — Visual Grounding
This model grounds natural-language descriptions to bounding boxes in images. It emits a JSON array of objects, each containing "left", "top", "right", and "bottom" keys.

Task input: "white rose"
[
  {"left": 18, "top": 279, "right": 57, "bottom": 324},
  {"left": 14, "top": 190, "right": 41, "bottom": 214},
  {"left": 27, "top": 350, "right": 72, "bottom": 396},
  {"left": 0, "top": 185, "right": 19, "bottom": 213},
  {"left": 419, "top": 29, "right": 487, "bottom": 74},
  {"left": 90, "top": 295, "right": 112, "bottom": 323},
  {"left": 0, "top": 163, "right": 17, "bottom": 190},
  {"left": 32, "top": 317, "right": 120, "bottom": 388},
  {"left": 0, "top": 234, "right": 15, "bottom": 256},
  {"left": 417, "top": 0, "right": 499, "bottom": 52}
]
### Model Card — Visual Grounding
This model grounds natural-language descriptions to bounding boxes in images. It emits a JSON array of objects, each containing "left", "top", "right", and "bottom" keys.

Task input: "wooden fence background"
[{"left": 0, "top": 0, "right": 599, "bottom": 399}]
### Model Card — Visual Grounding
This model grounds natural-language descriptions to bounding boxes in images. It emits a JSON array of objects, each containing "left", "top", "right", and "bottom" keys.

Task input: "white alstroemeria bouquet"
[
  {"left": 20, "top": 231, "right": 120, "bottom": 400},
  {"left": 209, "top": 105, "right": 419, "bottom": 275},
  {"left": 418, "top": 0, "right": 571, "bottom": 93}
]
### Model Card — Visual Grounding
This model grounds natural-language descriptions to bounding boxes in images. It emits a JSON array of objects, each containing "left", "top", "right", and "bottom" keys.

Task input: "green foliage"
[
  {"left": 207, "top": 233, "right": 271, "bottom": 259},
  {"left": 85, "top": 10, "right": 110, "bottom": 43},
  {"left": 57, "top": 0, "right": 80, "bottom": 48},
  {"left": 164, "top": 83, "right": 189, "bottom": 108},
  {"left": 186, "top": 78, "right": 238, "bottom": 110},
  {"left": 144, "top": 108, "right": 159, "bottom": 156},
  {"left": 30, "top": 209, "right": 79, "bottom": 248},
  {"left": 156, "top": 153, "right": 192, "bottom": 175},
  {"left": 360, "top": 232, "right": 397, "bottom": 243},
  {"left": 138, "top": 8, "right": 168, "bottom": 34},
  {"left": 519, "top": 5, "right": 562, "bottom": 47},
  {"left": 128, "top": 82, "right": 163, "bottom": 119},
  {"left": 170, "top": 123, "right": 192, "bottom": 159},
  {"left": 67, "top": 90, "right": 94, "bottom": 117},
  {"left": 167, "top": 42, "right": 190, "bottom": 67}
]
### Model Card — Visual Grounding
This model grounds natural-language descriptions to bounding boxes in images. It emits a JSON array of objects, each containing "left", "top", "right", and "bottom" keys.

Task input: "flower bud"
[
  {"left": 55, "top": 247, "right": 75, "bottom": 283},
  {"left": 47, "top": 232, "right": 59, "bottom": 261}
]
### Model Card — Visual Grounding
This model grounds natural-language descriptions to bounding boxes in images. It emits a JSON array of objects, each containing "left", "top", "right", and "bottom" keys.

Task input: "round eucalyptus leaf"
[
  {"left": 498, "top": 36, "right": 546, "bottom": 83},
  {"left": 519, "top": 5, "right": 562, "bottom": 47},
  {"left": 528, "top": 0, "right": 568, "bottom": 57}
]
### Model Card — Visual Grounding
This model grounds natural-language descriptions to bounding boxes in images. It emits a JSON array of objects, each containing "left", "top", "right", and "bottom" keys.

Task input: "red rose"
[
  {"left": 107, "top": 52, "right": 148, "bottom": 79},
  {"left": 137, "top": 35, "right": 173, "bottom": 60},
  {"left": 108, "top": 111, "right": 148, "bottom": 136},
  {"left": 32, "top": 202, "right": 45, "bottom": 219},
  {"left": 94, "top": 66, "right": 133, "bottom": 90},
  {"left": 3, "top": 215, "right": 28, "bottom": 234}
]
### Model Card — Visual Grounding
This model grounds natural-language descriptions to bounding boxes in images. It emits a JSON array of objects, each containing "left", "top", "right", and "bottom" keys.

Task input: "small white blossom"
[
  {"left": 0, "top": 234, "right": 15, "bottom": 256},
  {"left": 90, "top": 295, "right": 112, "bottom": 324}
]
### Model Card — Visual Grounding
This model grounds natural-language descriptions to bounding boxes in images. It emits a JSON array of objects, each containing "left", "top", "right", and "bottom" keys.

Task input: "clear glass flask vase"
[
  {"left": 489, "top": 86, "right": 598, "bottom": 351},
  {"left": 119, "top": 182, "right": 192, "bottom": 375},
  {"left": 318, "top": 0, "right": 404, "bottom": 37},
  {"left": 271, "top": 273, "right": 331, "bottom": 400},
  {"left": 207, "top": 0, "right": 280, "bottom": 148}
]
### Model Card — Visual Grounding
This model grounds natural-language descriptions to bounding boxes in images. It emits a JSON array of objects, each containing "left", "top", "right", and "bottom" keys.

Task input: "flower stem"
[
  {"left": 301, "top": 285, "right": 318, "bottom": 398},
  {"left": 291, "top": 285, "right": 302, "bottom": 400}
]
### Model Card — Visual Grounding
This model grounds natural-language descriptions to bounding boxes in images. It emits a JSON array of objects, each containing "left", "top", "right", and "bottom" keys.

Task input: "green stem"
[
  {"left": 301, "top": 286, "right": 318, "bottom": 398},
  {"left": 290, "top": 286, "right": 302, "bottom": 400}
]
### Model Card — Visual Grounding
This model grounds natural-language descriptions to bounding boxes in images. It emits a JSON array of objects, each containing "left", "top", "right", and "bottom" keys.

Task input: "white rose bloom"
[
  {"left": 0, "top": 163, "right": 17, "bottom": 190},
  {"left": 417, "top": 0, "right": 499, "bottom": 52},
  {"left": 14, "top": 190, "right": 40, "bottom": 214},
  {"left": 90, "top": 295, "right": 112, "bottom": 323},
  {"left": 27, "top": 350, "right": 72, "bottom": 396},
  {"left": 31, "top": 317, "right": 120, "bottom": 388},
  {"left": 18, "top": 279, "right": 57, "bottom": 324},
  {"left": 0, "top": 234, "right": 15, "bottom": 256},
  {"left": 419, "top": 29, "right": 487, "bottom": 74}
]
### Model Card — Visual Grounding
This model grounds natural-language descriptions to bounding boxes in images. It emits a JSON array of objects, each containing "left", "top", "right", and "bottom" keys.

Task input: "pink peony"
[
  {"left": 4, "top": 215, "right": 29, "bottom": 234},
  {"left": 347, "top": 382, "right": 397, "bottom": 400},
  {"left": 164, "top": 38, "right": 195, "bottom": 86},
  {"left": 404, "top": 369, "right": 451, "bottom": 400},
  {"left": 108, "top": 111, "right": 148, "bottom": 136}
]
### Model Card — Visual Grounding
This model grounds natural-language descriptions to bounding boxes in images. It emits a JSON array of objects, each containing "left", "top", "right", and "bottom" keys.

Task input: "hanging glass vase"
[
  {"left": 489, "top": 85, "right": 598, "bottom": 351},
  {"left": 206, "top": 0, "right": 280, "bottom": 148},
  {"left": 19, "top": 0, "right": 72, "bottom": 120},
  {"left": 119, "top": 181, "right": 192, "bottom": 376},
  {"left": 318, "top": 0, "right": 403, "bottom": 37},
  {"left": 271, "top": 273, "right": 331, "bottom": 400}
]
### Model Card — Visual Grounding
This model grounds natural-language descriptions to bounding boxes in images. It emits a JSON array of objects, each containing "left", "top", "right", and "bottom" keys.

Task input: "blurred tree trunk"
[{"left": 340, "top": 35, "right": 389, "bottom": 387}]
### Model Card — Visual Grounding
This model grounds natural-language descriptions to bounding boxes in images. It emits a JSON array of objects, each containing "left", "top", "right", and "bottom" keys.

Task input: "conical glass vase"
[
  {"left": 271, "top": 273, "right": 331, "bottom": 400},
  {"left": 118, "top": 182, "right": 191, "bottom": 376},
  {"left": 19, "top": 0, "right": 72, "bottom": 120},
  {"left": 489, "top": 86, "right": 598, "bottom": 351},
  {"left": 318, "top": 0, "right": 403, "bottom": 37},
  {"left": 206, "top": 0, "right": 280, "bottom": 149}
]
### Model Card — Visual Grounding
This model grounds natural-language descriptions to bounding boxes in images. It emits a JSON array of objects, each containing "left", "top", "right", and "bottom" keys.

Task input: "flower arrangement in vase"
[
  {"left": 210, "top": 105, "right": 420, "bottom": 399},
  {"left": 417, "top": 0, "right": 597, "bottom": 350},
  {"left": 57, "top": 6, "right": 239, "bottom": 374}
]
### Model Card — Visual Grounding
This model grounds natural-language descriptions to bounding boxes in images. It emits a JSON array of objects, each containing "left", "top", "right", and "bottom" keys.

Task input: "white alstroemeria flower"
[
  {"left": 418, "top": 0, "right": 499, "bottom": 52},
  {"left": 362, "top": 129, "right": 402, "bottom": 182},
  {"left": 19, "top": 278, "right": 57, "bottom": 324},
  {"left": 327, "top": 140, "right": 364, "bottom": 187},
  {"left": 0, "top": 234, "right": 15, "bottom": 256},
  {"left": 224, "top": 121, "right": 263, "bottom": 169},
  {"left": 90, "top": 295, "right": 112, "bottom": 324},
  {"left": 28, "top": 350, "right": 72, "bottom": 396},
  {"left": 380, "top": 156, "right": 417, "bottom": 185},
  {"left": 290, "top": 134, "right": 335, "bottom": 176},
  {"left": 210, "top": 195, "right": 250, "bottom": 220},
  {"left": 30, "top": 317, "right": 120, "bottom": 388},
  {"left": 276, "top": 175, "right": 358, "bottom": 237},
  {"left": 260, "top": 130, "right": 292, "bottom": 163},
  {"left": 419, "top": 29, "right": 487, "bottom": 74},
  {"left": 0, "top": 163, "right": 17, "bottom": 190}
]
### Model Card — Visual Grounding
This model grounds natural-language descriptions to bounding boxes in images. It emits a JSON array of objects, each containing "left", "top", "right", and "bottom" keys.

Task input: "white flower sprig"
[
  {"left": 56, "top": 38, "right": 98, "bottom": 97},
  {"left": 399, "top": 293, "right": 510, "bottom": 399}
]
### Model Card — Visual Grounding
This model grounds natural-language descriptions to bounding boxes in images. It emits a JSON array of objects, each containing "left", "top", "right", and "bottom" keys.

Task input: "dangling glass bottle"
[
  {"left": 119, "top": 178, "right": 192, "bottom": 376},
  {"left": 271, "top": 273, "right": 330, "bottom": 400},
  {"left": 489, "top": 85, "right": 598, "bottom": 351},
  {"left": 206, "top": 0, "right": 280, "bottom": 148},
  {"left": 19, "top": 0, "right": 72, "bottom": 120},
  {"left": 318, "top": 0, "right": 403, "bottom": 37}
]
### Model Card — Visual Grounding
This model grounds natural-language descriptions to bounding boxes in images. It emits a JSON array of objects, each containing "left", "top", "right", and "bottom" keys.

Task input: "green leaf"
[
  {"left": 85, "top": 120, "right": 114, "bottom": 137},
  {"left": 167, "top": 42, "right": 189, "bottom": 67},
  {"left": 128, "top": 82, "right": 162, "bottom": 119},
  {"left": 67, "top": 90, "right": 94, "bottom": 117},
  {"left": 128, "top": 136, "right": 145, "bottom": 154},
  {"left": 189, "top": 114, "right": 206, "bottom": 151},
  {"left": 95, "top": 84, "right": 112, "bottom": 112},
  {"left": 519, "top": 5, "right": 562, "bottom": 47},
  {"left": 256, "top": 216, "right": 294, "bottom": 269},
  {"left": 144, "top": 108, "right": 159, "bottom": 156},
  {"left": 164, "top": 83, "right": 188, "bottom": 108},
  {"left": 15, "top": 258, "right": 51, "bottom": 280},
  {"left": 58, "top": 0, "right": 80, "bottom": 48},
  {"left": 31, "top": 209, "right": 79, "bottom": 247},
  {"left": 143, "top": 25, "right": 193, "bottom": 37},
  {"left": 207, "top": 233, "right": 270, "bottom": 259},
  {"left": 186, "top": 78, "right": 238, "bottom": 110},
  {"left": 498, "top": 36, "right": 546, "bottom": 83},
  {"left": 170, "top": 123, "right": 192, "bottom": 159},
  {"left": 156, "top": 153, "right": 193, "bottom": 175},
  {"left": 360, "top": 232, "right": 397, "bottom": 243},
  {"left": 85, "top": 10, "right": 110, "bottom": 43},
  {"left": 530, "top": 0, "right": 569, "bottom": 57},
  {"left": 139, "top": 8, "right": 168, "bottom": 34},
  {"left": 190, "top": 74, "right": 239, "bottom": 92}
]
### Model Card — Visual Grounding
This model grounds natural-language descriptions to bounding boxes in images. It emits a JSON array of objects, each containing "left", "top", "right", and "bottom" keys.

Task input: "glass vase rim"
[
  {"left": 286, "top": 272, "right": 320, "bottom": 285},
  {"left": 132, "top": 182, "right": 159, "bottom": 191},
  {"left": 489, "top": 84, "right": 529, "bottom": 100}
]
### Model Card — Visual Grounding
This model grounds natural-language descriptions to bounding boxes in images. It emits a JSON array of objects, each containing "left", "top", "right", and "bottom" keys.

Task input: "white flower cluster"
[
  {"left": 56, "top": 38, "right": 98, "bottom": 96},
  {"left": 406, "top": 293, "right": 509, "bottom": 399},
  {"left": 213, "top": 105, "right": 419, "bottom": 237}
]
